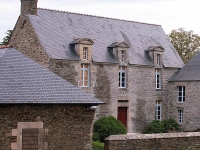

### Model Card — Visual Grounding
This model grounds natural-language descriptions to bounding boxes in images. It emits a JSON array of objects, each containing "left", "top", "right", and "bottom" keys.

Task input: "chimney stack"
[{"left": 21, "top": 0, "right": 38, "bottom": 16}]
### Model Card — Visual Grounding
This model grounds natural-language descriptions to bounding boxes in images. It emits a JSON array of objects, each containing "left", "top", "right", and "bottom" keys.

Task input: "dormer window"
[
  {"left": 70, "top": 38, "right": 94, "bottom": 61},
  {"left": 108, "top": 41, "right": 130, "bottom": 64},
  {"left": 156, "top": 54, "right": 160, "bottom": 65},
  {"left": 83, "top": 47, "right": 88, "bottom": 60},
  {"left": 145, "top": 46, "right": 165, "bottom": 66},
  {"left": 121, "top": 50, "right": 126, "bottom": 62}
]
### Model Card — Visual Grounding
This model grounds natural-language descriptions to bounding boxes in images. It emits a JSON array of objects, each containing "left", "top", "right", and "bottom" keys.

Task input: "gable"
[{"left": 10, "top": 15, "right": 50, "bottom": 68}]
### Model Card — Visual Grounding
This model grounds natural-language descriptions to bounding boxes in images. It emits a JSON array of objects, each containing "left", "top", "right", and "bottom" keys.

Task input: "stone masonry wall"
[
  {"left": 49, "top": 59, "right": 79, "bottom": 86},
  {"left": 48, "top": 58, "right": 179, "bottom": 133},
  {"left": 105, "top": 132, "right": 200, "bottom": 150},
  {"left": 168, "top": 81, "right": 200, "bottom": 131},
  {"left": 10, "top": 16, "right": 49, "bottom": 68},
  {"left": 0, "top": 104, "right": 95, "bottom": 150}
]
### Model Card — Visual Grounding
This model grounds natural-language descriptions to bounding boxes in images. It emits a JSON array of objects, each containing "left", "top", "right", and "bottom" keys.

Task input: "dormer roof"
[
  {"left": 145, "top": 46, "right": 165, "bottom": 52},
  {"left": 108, "top": 41, "right": 131, "bottom": 48},
  {"left": 70, "top": 38, "right": 94, "bottom": 45}
]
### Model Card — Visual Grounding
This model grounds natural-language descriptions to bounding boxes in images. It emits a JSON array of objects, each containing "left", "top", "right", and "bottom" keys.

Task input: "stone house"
[
  {"left": 0, "top": 45, "right": 103, "bottom": 150},
  {"left": 168, "top": 51, "right": 200, "bottom": 131},
  {"left": 10, "top": 0, "right": 185, "bottom": 133}
]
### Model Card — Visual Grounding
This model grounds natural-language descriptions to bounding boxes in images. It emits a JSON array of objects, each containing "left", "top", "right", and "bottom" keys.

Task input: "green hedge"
[
  {"left": 92, "top": 141, "right": 104, "bottom": 150},
  {"left": 143, "top": 118, "right": 179, "bottom": 134},
  {"left": 93, "top": 116, "right": 127, "bottom": 142}
]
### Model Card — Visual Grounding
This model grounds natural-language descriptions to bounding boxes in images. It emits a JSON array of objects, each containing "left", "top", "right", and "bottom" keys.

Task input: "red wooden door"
[{"left": 117, "top": 107, "right": 127, "bottom": 128}]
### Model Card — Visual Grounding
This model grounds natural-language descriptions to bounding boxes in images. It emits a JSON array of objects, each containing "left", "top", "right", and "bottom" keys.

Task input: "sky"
[{"left": 0, "top": 0, "right": 200, "bottom": 42}]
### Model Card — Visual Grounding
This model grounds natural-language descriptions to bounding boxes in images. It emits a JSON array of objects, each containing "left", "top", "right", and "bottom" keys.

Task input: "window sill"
[
  {"left": 81, "top": 86, "right": 91, "bottom": 91},
  {"left": 156, "top": 88, "right": 162, "bottom": 91},
  {"left": 176, "top": 102, "right": 185, "bottom": 104},
  {"left": 119, "top": 87, "right": 127, "bottom": 90}
]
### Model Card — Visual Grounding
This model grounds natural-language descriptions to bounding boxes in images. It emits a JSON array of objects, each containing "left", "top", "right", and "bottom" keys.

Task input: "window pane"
[
  {"left": 81, "top": 64, "right": 89, "bottom": 87},
  {"left": 155, "top": 100, "right": 161, "bottom": 120},
  {"left": 178, "top": 86, "right": 185, "bottom": 103},
  {"left": 119, "top": 67, "right": 126, "bottom": 88},
  {"left": 83, "top": 47, "right": 88, "bottom": 60}
]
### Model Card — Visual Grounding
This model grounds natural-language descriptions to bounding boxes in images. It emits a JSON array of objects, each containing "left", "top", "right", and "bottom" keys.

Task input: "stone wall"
[
  {"left": 10, "top": 16, "right": 49, "bottom": 68},
  {"left": 48, "top": 57, "right": 179, "bottom": 133},
  {"left": 168, "top": 81, "right": 200, "bottom": 131},
  {"left": 0, "top": 104, "right": 95, "bottom": 150},
  {"left": 104, "top": 132, "right": 200, "bottom": 150}
]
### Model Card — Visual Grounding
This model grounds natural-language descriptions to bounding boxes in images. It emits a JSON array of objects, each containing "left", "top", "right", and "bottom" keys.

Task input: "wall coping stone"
[{"left": 105, "top": 132, "right": 200, "bottom": 140}]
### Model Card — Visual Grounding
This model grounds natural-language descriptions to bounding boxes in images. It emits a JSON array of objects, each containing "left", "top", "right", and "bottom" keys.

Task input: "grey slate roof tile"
[
  {"left": 0, "top": 47, "right": 103, "bottom": 104},
  {"left": 169, "top": 52, "right": 200, "bottom": 81},
  {"left": 28, "top": 8, "right": 184, "bottom": 68}
]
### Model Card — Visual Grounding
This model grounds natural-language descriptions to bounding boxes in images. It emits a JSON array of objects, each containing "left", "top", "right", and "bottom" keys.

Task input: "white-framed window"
[
  {"left": 121, "top": 50, "right": 126, "bottom": 62},
  {"left": 81, "top": 64, "right": 90, "bottom": 87},
  {"left": 155, "top": 100, "right": 162, "bottom": 121},
  {"left": 156, "top": 54, "right": 160, "bottom": 65},
  {"left": 155, "top": 69, "right": 161, "bottom": 89},
  {"left": 178, "top": 110, "right": 183, "bottom": 124},
  {"left": 82, "top": 47, "right": 88, "bottom": 60},
  {"left": 119, "top": 66, "right": 126, "bottom": 88},
  {"left": 178, "top": 86, "right": 185, "bottom": 102}
]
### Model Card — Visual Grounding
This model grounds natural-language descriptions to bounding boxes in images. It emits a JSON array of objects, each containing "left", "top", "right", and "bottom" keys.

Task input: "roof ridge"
[
  {"left": 0, "top": 45, "right": 12, "bottom": 49},
  {"left": 38, "top": 8, "right": 160, "bottom": 26}
]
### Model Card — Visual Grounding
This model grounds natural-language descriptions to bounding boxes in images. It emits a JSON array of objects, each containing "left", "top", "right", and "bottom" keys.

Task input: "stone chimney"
[{"left": 21, "top": 0, "right": 38, "bottom": 16}]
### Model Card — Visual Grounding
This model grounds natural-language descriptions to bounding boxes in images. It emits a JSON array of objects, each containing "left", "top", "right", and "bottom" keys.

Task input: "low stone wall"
[
  {"left": 104, "top": 132, "right": 200, "bottom": 150},
  {"left": 0, "top": 104, "right": 95, "bottom": 150}
]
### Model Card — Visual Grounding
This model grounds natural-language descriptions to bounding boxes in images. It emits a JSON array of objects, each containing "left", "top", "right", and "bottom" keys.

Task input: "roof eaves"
[{"left": 0, "top": 45, "right": 12, "bottom": 49}]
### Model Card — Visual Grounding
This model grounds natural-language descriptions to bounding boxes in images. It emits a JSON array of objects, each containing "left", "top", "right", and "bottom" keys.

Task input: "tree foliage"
[
  {"left": 168, "top": 28, "right": 200, "bottom": 64},
  {"left": 0, "top": 30, "right": 12, "bottom": 45}
]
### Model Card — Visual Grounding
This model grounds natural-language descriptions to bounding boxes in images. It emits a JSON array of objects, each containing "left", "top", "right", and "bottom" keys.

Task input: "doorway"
[{"left": 117, "top": 107, "right": 127, "bottom": 128}]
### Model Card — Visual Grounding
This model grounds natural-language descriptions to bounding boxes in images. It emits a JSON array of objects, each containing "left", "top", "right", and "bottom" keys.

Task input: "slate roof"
[
  {"left": 0, "top": 47, "right": 103, "bottom": 104},
  {"left": 169, "top": 52, "right": 200, "bottom": 82},
  {"left": 28, "top": 8, "right": 184, "bottom": 68}
]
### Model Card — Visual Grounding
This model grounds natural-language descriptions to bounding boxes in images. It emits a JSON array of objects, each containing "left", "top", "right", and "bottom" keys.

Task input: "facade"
[
  {"left": 0, "top": 46, "right": 103, "bottom": 150},
  {"left": 10, "top": 0, "right": 185, "bottom": 133},
  {"left": 168, "top": 52, "right": 200, "bottom": 131}
]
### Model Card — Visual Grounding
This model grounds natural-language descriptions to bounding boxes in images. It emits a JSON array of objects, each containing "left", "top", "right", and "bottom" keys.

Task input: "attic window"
[
  {"left": 156, "top": 54, "right": 160, "bottom": 65},
  {"left": 121, "top": 50, "right": 126, "bottom": 62},
  {"left": 83, "top": 47, "right": 88, "bottom": 60}
]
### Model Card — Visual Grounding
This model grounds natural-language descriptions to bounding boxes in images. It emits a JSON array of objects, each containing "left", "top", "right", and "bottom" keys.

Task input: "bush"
[
  {"left": 92, "top": 132, "right": 101, "bottom": 141},
  {"left": 93, "top": 116, "right": 127, "bottom": 142},
  {"left": 92, "top": 141, "right": 104, "bottom": 150},
  {"left": 143, "top": 118, "right": 179, "bottom": 134},
  {"left": 162, "top": 118, "right": 179, "bottom": 131},
  {"left": 143, "top": 120, "right": 165, "bottom": 134}
]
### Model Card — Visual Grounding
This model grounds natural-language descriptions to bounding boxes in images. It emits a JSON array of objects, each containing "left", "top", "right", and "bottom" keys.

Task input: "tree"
[
  {"left": 0, "top": 30, "right": 12, "bottom": 45},
  {"left": 168, "top": 28, "right": 200, "bottom": 64}
]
